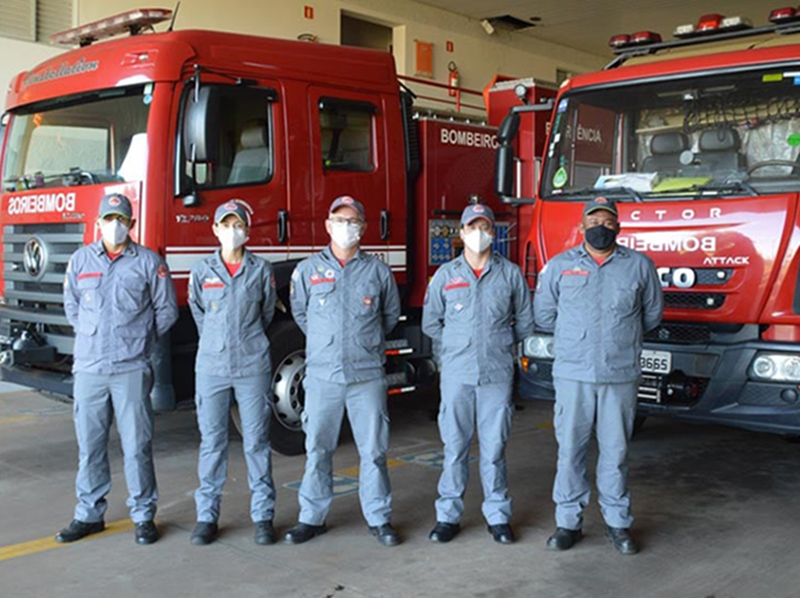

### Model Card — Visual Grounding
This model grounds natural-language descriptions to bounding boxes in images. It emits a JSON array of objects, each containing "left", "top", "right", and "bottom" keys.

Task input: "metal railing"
[{"left": 397, "top": 75, "right": 485, "bottom": 115}]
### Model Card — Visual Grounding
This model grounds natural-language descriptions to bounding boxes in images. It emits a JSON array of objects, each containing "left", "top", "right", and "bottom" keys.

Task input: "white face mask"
[
  {"left": 100, "top": 219, "right": 129, "bottom": 246},
  {"left": 463, "top": 229, "right": 493, "bottom": 254},
  {"left": 216, "top": 227, "right": 248, "bottom": 252},
  {"left": 330, "top": 221, "right": 361, "bottom": 250}
]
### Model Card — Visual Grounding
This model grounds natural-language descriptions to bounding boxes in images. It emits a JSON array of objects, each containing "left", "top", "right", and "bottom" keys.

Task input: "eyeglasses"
[{"left": 329, "top": 217, "right": 363, "bottom": 226}]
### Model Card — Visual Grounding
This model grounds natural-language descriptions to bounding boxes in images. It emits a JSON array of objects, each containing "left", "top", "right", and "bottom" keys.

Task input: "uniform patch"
[
  {"left": 157, "top": 265, "right": 168, "bottom": 279},
  {"left": 77, "top": 272, "right": 102, "bottom": 280},
  {"left": 202, "top": 277, "right": 225, "bottom": 289},
  {"left": 454, "top": 303, "right": 464, "bottom": 312},
  {"left": 562, "top": 269, "right": 589, "bottom": 276},
  {"left": 444, "top": 277, "right": 470, "bottom": 291},
  {"left": 363, "top": 296, "right": 374, "bottom": 307},
  {"left": 108, "top": 196, "right": 121, "bottom": 207},
  {"left": 310, "top": 273, "right": 335, "bottom": 286}
]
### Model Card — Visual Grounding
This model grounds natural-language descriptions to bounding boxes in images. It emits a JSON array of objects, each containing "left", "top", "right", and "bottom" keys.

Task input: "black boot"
[
  {"left": 429, "top": 522, "right": 460, "bottom": 543},
  {"left": 255, "top": 520, "right": 277, "bottom": 545},
  {"left": 190, "top": 522, "right": 219, "bottom": 546},
  {"left": 55, "top": 520, "right": 105, "bottom": 543},
  {"left": 369, "top": 523, "right": 401, "bottom": 547},
  {"left": 546, "top": 527, "right": 583, "bottom": 551},
  {"left": 283, "top": 522, "right": 327, "bottom": 544},
  {"left": 605, "top": 526, "right": 639, "bottom": 555}
]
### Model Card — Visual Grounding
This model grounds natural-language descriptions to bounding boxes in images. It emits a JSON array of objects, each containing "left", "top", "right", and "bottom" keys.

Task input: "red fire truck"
[
  {"left": 0, "top": 9, "right": 521, "bottom": 455},
  {"left": 498, "top": 7, "right": 800, "bottom": 436}
]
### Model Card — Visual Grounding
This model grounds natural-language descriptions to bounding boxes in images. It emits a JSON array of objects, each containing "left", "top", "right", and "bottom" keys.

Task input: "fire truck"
[
  {"left": 0, "top": 8, "right": 529, "bottom": 455},
  {"left": 497, "top": 7, "right": 800, "bottom": 436}
]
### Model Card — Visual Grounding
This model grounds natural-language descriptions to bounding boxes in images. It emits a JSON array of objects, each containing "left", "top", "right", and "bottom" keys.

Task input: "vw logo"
[{"left": 23, "top": 238, "right": 47, "bottom": 279}]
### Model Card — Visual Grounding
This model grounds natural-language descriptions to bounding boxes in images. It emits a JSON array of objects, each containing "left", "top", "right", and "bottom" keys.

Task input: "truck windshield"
[
  {"left": 2, "top": 85, "right": 151, "bottom": 192},
  {"left": 542, "top": 66, "right": 800, "bottom": 200}
]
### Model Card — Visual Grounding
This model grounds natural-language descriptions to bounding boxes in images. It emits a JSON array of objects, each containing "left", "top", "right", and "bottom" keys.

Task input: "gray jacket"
[
  {"left": 422, "top": 253, "right": 534, "bottom": 385},
  {"left": 64, "top": 240, "right": 178, "bottom": 375},
  {"left": 290, "top": 246, "right": 401, "bottom": 384},
  {"left": 534, "top": 243, "right": 663, "bottom": 383},
  {"left": 188, "top": 250, "right": 276, "bottom": 378}
]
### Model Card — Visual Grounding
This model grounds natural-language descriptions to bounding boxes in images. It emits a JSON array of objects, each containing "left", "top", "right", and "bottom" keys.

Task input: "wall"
[{"left": 2, "top": 0, "right": 608, "bottom": 111}]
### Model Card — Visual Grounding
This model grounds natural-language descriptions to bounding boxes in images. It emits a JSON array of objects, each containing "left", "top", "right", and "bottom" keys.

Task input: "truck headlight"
[
  {"left": 750, "top": 353, "right": 800, "bottom": 382},
  {"left": 523, "top": 333, "right": 555, "bottom": 359}
]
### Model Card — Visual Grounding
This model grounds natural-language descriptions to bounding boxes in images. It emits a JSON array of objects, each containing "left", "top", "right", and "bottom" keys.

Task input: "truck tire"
[{"left": 231, "top": 320, "right": 307, "bottom": 456}]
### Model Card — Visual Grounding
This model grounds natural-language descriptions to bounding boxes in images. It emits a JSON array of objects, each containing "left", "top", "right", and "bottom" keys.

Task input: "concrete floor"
[{"left": 1, "top": 388, "right": 799, "bottom": 598}]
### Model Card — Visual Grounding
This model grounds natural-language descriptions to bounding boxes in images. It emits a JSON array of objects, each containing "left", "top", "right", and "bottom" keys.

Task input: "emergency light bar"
[
  {"left": 607, "top": 7, "right": 800, "bottom": 68},
  {"left": 50, "top": 8, "right": 173, "bottom": 47},
  {"left": 674, "top": 14, "right": 752, "bottom": 39},
  {"left": 770, "top": 7, "right": 800, "bottom": 24}
]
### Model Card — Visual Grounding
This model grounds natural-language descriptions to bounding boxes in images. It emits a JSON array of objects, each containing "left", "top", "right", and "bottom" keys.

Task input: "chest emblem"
[
  {"left": 363, "top": 296, "right": 374, "bottom": 307},
  {"left": 202, "top": 277, "right": 225, "bottom": 290},
  {"left": 310, "top": 273, "right": 335, "bottom": 286},
  {"left": 444, "top": 277, "right": 470, "bottom": 291}
]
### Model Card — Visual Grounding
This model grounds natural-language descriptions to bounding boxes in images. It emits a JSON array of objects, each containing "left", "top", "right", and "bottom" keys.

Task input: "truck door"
[
  {"left": 308, "top": 88, "right": 390, "bottom": 261},
  {"left": 170, "top": 80, "right": 287, "bottom": 292}
]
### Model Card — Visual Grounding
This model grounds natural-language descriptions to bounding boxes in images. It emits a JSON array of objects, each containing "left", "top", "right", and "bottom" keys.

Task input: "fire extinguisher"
[{"left": 448, "top": 61, "right": 459, "bottom": 98}]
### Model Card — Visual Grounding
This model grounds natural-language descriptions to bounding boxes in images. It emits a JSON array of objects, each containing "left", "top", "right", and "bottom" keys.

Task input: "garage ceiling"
[{"left": 417, "top": 0, "right": 782, "bottom": 58}]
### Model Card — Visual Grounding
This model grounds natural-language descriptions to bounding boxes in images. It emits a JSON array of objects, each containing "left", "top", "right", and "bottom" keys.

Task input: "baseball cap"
[
  {"left": 214, "top": 199, "right": 253, "bottom": 226},
  {"left": 98, "top": 193, "right": 133, "bottom": 219},
  {"left": 583, "top": 196, "right": 618, "bottom": 217},
  {"left": 460, "top": 203, "right": 495, "bottom": 227},
  {"left": 329, "top": 195, "right": 365, "bottom": 221}
]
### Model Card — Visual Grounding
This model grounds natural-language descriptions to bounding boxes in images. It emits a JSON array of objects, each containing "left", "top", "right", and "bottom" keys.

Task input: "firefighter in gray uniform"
[
  {"left": 534, "top": 197, "right": 663, "bottom": 555},
  {"left": 285, "top": 195, "right": 402, "bottom": 547},
  {"left": 58, "top": 193, "right": 178, "bottom": 545},
  {"left": 422, "top": 203, "right": 534, "bottom": 545},
  {"left": 187, "top": 200, "right": 277, "bottom": 546}
]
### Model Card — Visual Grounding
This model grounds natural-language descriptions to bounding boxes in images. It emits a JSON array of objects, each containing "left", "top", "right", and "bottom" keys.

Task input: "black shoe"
[
  {"left": 546, "top": 527, "right": 583, "bottom": 551},
  {"left": 429, "top": 522, "right": 460, "bottom": 543},
  {"left": 283, "top": 522, "right": 327, "bottom": 545},
  {"left": 369, "top": 523, "right": 401, "bottom": 547},
  {"left": 605, "top": 526, "right": 639, "bottom": 555},
  {"left": 255, "top": 520, "right": 277, "bottom": 546},
  {"left": 135, "top": 521, "right": 158, "bottom": 545},
  {"left": 190, "top": 522, "right": 218, "bottom": 546},
  {"left": 55, "top": 519, "right": 105, "bottom": 543},
  {"left": 487, "top": 523, "right": 516, "bottom": 544}
]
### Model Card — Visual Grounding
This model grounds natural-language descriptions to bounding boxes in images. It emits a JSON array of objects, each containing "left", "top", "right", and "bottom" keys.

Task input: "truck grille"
[
  {"left": 2, "top": 223, "right": 85, "bottom": 356},
  {"left": 645, "top": 322, "right": 711, "bottom": 344},
  {"left": 664, "top": 291, "right": 725, "bottom": 310}
]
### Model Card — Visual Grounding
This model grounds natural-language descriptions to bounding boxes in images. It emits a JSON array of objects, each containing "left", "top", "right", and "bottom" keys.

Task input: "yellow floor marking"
[
  {"left": 0, "top": 416, "right": 35, "bottom": 425},
  {"left": 336, "top": 458, "right": 409, "bottom": 479},
  {"left": 0, "top": 519, "right": 135, "bottom": 563},
  {"left": 534, "top": 422, "right": 554, "bottom": 430}
]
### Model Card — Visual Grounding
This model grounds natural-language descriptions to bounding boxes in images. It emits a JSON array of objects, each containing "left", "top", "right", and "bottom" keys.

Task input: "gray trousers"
[
  {"left": 195, "top": 372, "right": 275, "bottom": 523},
  {"left": 299, "top": 375, "right": 391, "bottom": 527},
  {"left": 436, "top": 377, "right": 514, "bottom": 526},
  {"left": 552, "top": 377, "right": 638, "bottom": 530},
  {"left": 72, "top": 368, "right": 156, "bottom": 524}
]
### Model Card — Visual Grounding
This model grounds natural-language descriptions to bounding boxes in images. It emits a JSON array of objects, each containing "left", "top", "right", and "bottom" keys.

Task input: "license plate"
[{"left": 641, "top": 350, "right": 672, "bottom": 374}]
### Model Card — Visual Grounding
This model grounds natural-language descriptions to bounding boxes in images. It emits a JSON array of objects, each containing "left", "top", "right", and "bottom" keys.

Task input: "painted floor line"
[
  {"left": 0, "top": 519, "right": 135, "bottom": 563},
  {"left": 0, "top": 416, "right": 35, "bottom": 425}
]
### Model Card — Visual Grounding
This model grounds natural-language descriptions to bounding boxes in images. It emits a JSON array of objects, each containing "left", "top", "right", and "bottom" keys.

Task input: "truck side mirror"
[
  {"left": 496, "top": 113, "right": 520, "bottom": 144},
  {"left": 183, "top": 86, "right": 220, "bottom": 161},
  {"left": 495, "top": 144, "right": 515, "bottom": 198}
]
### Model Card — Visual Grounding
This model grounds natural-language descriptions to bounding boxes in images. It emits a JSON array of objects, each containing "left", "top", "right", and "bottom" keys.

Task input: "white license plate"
[{"left": 641, "top": 350, "right": 672, "bottom": 374}]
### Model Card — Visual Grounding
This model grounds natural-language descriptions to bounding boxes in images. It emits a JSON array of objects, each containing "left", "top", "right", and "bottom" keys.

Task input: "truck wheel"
[{"left": 231, "top": 320, "right": 307, "bottom": 456}]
